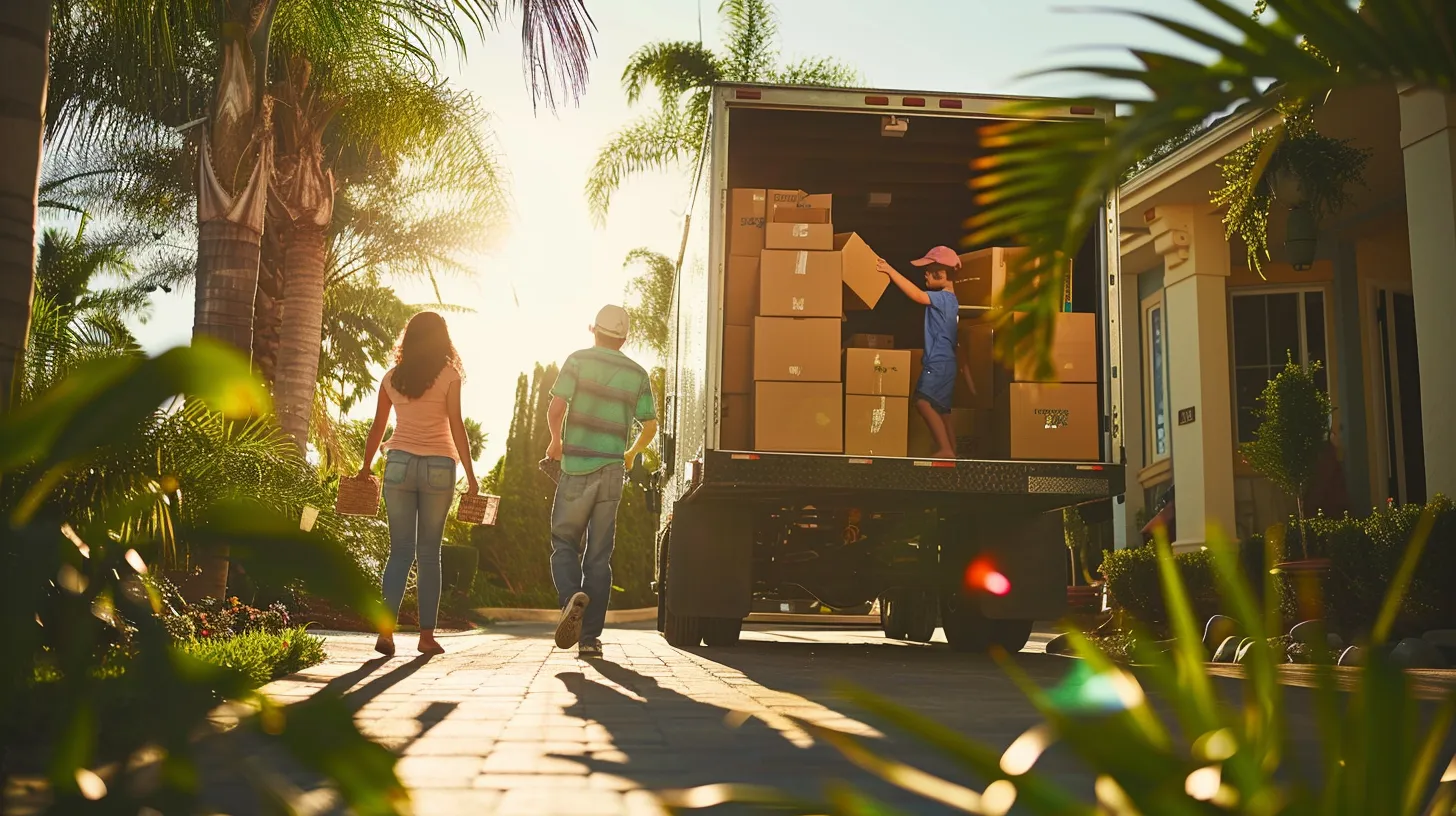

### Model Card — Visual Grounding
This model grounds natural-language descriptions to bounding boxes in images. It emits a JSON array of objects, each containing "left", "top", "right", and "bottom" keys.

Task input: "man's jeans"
[
  {"left": 549, "top": 463, "right": 623, "bottom": 643},
  {"left": 381, "top": 450, "right": 456, "bottom": 630}
]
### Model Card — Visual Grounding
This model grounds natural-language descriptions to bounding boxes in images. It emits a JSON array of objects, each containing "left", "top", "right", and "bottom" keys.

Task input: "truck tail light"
[
  {"left": 939, "top": 99, "right": 963, "bottom": 109},
  {"left": 865, "top": 95, "right": 890, "bottom": 106},
  {"left": 736, "top": 89, "right": 762, "bottom": 100},
  {"left": 902, "top": 97, "right": 926, "bottom": 107}
]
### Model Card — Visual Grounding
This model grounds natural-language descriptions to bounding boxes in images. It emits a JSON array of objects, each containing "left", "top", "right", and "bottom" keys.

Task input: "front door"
[{"left": 1374, "top": 288, "right": 1426, "bottom": 505}]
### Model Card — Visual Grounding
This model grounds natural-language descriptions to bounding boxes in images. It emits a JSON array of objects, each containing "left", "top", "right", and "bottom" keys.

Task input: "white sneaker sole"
[{"left": 555, "top": 592, "right": 589, "bottom": 649}]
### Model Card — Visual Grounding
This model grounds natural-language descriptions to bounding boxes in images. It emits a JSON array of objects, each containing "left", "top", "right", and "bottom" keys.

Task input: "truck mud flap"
[
  {"left": 951, "top": 511, "right": 1068, "bottom": 622},
  {"left": 666, "top": 499, "right": 753, "bottom": 619}
]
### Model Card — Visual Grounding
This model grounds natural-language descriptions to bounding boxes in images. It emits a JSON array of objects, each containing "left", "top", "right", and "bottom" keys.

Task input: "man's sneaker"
[
  {"left": 554, "top": 592, "right": 589, "bottom": 649},
  {"left": 578, "top": 638, "right": 603, "bottom": 659}
]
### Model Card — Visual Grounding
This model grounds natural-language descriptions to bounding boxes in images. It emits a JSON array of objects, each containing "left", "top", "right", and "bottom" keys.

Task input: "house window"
[
  {"left": 1230, "top": 289, "right": 1330, "bottom": 443},
  {"left": 1143, "top": 296, "right": 1170, "bottom": 462}
]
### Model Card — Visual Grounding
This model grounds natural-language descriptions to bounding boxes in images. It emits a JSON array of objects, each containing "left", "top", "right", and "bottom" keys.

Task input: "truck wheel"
[
  {"left": 655, "top": 527, "right": 670, "bottom": 633},
  {"left": 940, "top": 594, "right": 991, "bottom": 652},
  {"left": 664, "top": 610, "right": 703, "bottom": 648},
  {"left": 702, "top": 617, "right": 743, "bottom": 647},
  {"left": 988, "top": 619, "right": 1034, "bottom": 653},
  {"left": 881, "top": 594, "right": 908, "bottom": 639}
]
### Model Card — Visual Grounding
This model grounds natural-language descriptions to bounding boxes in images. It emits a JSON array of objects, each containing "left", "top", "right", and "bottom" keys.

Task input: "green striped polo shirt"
[{"left": 552, "top": 346, "right": 657, "bottom": 476}]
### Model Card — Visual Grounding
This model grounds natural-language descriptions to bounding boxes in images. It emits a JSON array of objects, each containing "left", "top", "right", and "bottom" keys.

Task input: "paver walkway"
[{"left": 192, "top": 622, "right": 1087, "bottom": 814}]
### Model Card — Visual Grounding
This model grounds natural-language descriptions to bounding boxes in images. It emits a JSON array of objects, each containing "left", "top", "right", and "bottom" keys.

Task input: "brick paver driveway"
[{"left": 197, "top": 621, "right": 1092, "bottom": 815}]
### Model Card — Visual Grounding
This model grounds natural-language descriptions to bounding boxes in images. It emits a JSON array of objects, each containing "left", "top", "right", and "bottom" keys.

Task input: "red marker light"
[{"left": 966, "top": 557, "right": 1012, "bottom": 596}]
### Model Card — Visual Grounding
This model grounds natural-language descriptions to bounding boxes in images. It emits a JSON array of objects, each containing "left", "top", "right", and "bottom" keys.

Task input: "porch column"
[
  {"left": 1147, "top": 205, "right": 1237, "bottom": 551},
  {"left": 1399, "top": 87, "right": 1456, "bottom": 499}
]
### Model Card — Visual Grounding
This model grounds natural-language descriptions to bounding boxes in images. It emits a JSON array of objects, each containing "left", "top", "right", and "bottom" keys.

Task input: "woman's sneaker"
[
  {"left": 554, "top": 592, "right": 590, "bottom": 649},
  {"left": 578, "top": 638, "right": 603, "bottom": 659}
]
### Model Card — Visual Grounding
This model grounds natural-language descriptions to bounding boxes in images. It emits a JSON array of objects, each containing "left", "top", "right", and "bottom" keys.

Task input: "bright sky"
[{"left": 126, "top": 0, "right": 1227, "bottom": 469}]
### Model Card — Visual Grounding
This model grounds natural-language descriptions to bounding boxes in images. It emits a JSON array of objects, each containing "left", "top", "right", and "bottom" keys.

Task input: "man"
[{"left": 545, "top": 305, "right": 658, "bottom": 659}]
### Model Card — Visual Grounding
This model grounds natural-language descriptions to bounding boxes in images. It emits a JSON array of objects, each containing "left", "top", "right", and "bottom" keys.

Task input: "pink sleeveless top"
[{"left": 382, "top": 365, "right": 461, "bottom": 462}]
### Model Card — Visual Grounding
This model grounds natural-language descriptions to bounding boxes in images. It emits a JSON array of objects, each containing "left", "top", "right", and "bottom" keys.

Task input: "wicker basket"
[
  {"left": 456, "top": 493, "right": 500, "bottom": 526},
  {"left": 335, "top": 475, "right": 381, "bottom": 516}
]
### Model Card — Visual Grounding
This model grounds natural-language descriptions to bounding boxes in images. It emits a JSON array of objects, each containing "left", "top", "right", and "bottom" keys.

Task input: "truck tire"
[
  {"left": 987, "top": 619, "right": 1034, "bottom": 653},
  {"left": 885, "top": 591, "right": 935, "bottom": 643},
  {"left": 655, "top": 527, "right": 670, "bottom": 633},
  {"left": 880, "top": 596, "right": 907, "bottom": 639},
  {"left": 702, "top": 617, "right": 743, "bottom": 647},
  {"left": 940, "top": 593, "right": 990, "bottom": 653},
  {"left": 664, "top": 610, "right": 703, "bottom": 648}
]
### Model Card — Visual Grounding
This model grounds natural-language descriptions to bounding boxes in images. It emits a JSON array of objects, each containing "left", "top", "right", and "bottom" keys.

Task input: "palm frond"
[
  {"left": 511, "top": 0, "right": 597, "bottom": 110},
  {"left": 718, "top": 0, "right": 778, "bottom": 82},
  {"left": 623, "top": 248, "right": 675, "bottom": 359},
  {"left": 587, "top": 105, "right": 707, "bottom": 225},
  {"left": 621, "top": 40, "right": 721, "bottom": 108},
  {"left": 768, "top": 56, "right": 859, "bottom": 87}
]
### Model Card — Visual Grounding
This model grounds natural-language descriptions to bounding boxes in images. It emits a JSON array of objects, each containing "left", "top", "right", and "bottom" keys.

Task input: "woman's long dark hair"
[{"left": 389, "top": 312, "right": 462, "bottom": 399}]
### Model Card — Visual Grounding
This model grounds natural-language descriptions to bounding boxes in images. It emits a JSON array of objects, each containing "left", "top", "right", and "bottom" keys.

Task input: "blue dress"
[{"left": 915, "top": 288, "right": 958, "bottom": 415}]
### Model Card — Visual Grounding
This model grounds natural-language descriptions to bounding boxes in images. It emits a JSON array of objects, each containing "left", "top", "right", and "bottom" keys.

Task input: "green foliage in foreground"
[
  {"left": 178, "top": 627, "right": 327, "bottom": 689},
  {"left": 1, "top": 343, "right": 405, "bottom": 814},
  {"left": 669, "top": 515, "right": 1456, "bottom": 814}
]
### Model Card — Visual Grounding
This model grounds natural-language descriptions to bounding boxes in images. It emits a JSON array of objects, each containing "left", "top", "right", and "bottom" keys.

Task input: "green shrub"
[
  {"left": 1102, "top": 545, "right": 1218, "bottom": 626},
  {"left": 178, "top": 626, "right": 327, "bottom": 689},
  {"left": 1314, "top": 494, "right": 1455, "bottom": 637},
  {"left": 441, "top": 544, "right": 479, "bottom": 593}
]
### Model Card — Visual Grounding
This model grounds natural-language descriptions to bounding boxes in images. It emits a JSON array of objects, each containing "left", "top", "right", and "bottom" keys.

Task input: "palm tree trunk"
[
  {"left": 189, "top": 0, "right": 279, "bottom": 601},
  {"left": 274, "top": 225, "right": 328, "bottom": 452},
  {"left": 0, "top": 1, "right": 52, "bottom": 410},
  {"left": 252, "top": 203, "right": 287, "bottom": 385}
]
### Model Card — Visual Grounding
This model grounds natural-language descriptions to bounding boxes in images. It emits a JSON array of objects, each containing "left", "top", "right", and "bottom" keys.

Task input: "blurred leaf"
[{"left": 256, "top": 693, "right": 407, "bottom": 815}]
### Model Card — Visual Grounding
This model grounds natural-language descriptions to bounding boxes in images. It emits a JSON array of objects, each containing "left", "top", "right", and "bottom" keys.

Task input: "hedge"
[{"left": 1101, "top": 544, "right": 1219, "bottom": 626}]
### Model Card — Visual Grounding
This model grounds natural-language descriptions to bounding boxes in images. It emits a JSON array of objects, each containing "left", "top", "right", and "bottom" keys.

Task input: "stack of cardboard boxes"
[{"left": 721, "top": 188, "right": 891, "bottom": 454}]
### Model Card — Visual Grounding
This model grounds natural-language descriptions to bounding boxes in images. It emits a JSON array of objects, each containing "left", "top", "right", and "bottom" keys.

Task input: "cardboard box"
[
  {"left": 835, "top": 232, "right": 890, "bottom": 311},
  {"left": 753, "top": 317, "right": 841, "bottom": 382},
  {"left": 849, "top": 333, "right": 895, "bottom": 349},
  {"left": 725, "top": 255, "right": 760, "bottom": 326},
  {"left": 729, "top": 189, "right": 768, "bottom": 258},
  {"left": 844, "top": 348, "right": 912, "bottom": 397},
  {"left": 755, "top": 382, "right": 843, "bottom": 454},
  {"left": 771, "top": 193, "right": 832, "bottom": 224},
  {"left": 721, "top": 394, "right": 752, "bottom": 450},
  {"left": 766, "top": 222, "right": 833, "bottom": 251},
  {"left": 845, "top": 395, "right": 908, "bottom": 457},
  {"left": 723, "top": 324, "right": 752, "bottom": 394},
  {"left": 1007, "top": 383, "right": 1100, "bottom": 461},
  {"left": 955, "top": 322, "right": 998, "bottom": 409},
  {"left": 954, "top": 247, "right": 1071, "bottom": 308},
  {"left": 759, "top": 249, "right": 842, "bottom": 317},
  {"left": 1011, "top": 312, "right": 1098, "bottom": 384},
  {"left": 951, "top": 408, "right": 998, "bottom": 459},
  {"left": 768, "top": 188, "right": 806, "bottom": 209}
]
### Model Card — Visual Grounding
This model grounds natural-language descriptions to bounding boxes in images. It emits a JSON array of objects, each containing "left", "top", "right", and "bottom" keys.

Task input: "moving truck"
[{"left": 648, "top": 84, "right": 1126, "bottom": 651}]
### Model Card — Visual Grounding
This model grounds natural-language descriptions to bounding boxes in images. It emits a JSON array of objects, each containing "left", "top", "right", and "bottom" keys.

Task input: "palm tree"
[
  {"left": 0, "top": 2, "right": 52, "bottom": 410},
  {"left": 967, "top": 0, "right": 1455, "bottom": 369},
  {"left": 586, "top": 0, "right": 857, "bottom": 223},
  {"left": 622, "top": 247, "right": 675, "bottom": 360}
]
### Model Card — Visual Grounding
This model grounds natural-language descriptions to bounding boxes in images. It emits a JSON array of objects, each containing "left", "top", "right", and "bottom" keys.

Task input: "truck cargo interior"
[{"left": 725, "top": 105, "right": 1103, "bottom": 377}]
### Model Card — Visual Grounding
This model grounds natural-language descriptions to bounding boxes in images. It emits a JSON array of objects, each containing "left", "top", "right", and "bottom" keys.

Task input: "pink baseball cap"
[{"left": 909, "top": 246, "right": 962, "bottom": 269}]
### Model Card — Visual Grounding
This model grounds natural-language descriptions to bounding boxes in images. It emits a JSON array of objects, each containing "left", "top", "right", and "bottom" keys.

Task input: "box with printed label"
[
  {"left": 845, "top": 395, "right": 908, "bottom": 457},
  {"left": 771, "top": 193, "right": 832, "bottom": 224},
  {"left": 725, "top": 255, "right": 760, "bottom": 326},
  {"left": 753, "top": 317, "right": 841, "bottom": 382},
  {"left": 723, "top": 324, "right": 752, "bottom": 394},
  {"left": 1007, "top": 382, "right": 1099, "bottom": 461},
  {"left": 720, "top": 394, "right": 752, "bottom": 450},
  {"left": 766, "top": 221, "right": 833, "bottom": 251},
  {"left": 759, "top": 249, "right": 842, "bottom": 317},
  {"left": 728, "top": 188, "right": 767, "bottom": 258},
  {"left": 755, "top": 382, "right": 843, "bottom": 453},
  {"left": 848, "top": 333, "right": 895, "bottom": 349},
  {"left": 844, "top": 348, "right": 912, "bottom": 397},
  {"left": 1010, "top": 311, "right": 1098, "bottom": 383},
  {"left": 834, "top": 232, "right": 890, "bottom": 310}
]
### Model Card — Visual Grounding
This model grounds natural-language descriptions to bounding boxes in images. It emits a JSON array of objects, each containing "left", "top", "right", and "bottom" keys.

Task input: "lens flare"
[{"left": 965, "top": 557, "right": 1012, "bottom": 596}]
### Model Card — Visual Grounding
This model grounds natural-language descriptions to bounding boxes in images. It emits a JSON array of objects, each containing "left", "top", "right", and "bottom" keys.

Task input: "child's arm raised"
[{"left": 876, "top": 258, "right": 931, "bottom": 305}]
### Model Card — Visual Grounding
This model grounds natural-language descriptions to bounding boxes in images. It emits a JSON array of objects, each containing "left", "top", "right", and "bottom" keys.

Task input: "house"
[{"left": 1113, "top": 85, "right": 1455, "bottom": 552}]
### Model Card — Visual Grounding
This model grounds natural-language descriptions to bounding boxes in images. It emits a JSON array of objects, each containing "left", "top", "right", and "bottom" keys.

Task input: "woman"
[{"left": 359, "top": 312, "right": 478, "bottom": 655}]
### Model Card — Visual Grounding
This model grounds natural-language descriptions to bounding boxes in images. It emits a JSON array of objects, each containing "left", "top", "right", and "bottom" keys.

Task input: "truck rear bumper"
[{"left": 694, "top": 449, "right": 1124, "bottom": 506}]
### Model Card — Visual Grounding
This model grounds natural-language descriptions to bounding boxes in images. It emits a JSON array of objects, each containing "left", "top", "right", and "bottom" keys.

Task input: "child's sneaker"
[
  {"left": 554, "top": 592, "right": 589, "bottom": 649},
  {"left": 578, "top": 638, "right": 603, "bottom": 659}
]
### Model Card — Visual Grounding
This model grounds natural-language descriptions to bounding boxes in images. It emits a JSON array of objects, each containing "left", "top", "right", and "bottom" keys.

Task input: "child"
[{"left": 877, "top": 246, "right": 963, "bottom": 459}]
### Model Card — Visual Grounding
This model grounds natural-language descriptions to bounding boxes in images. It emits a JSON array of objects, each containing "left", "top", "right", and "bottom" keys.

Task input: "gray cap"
[{"left": 593, "top": 304, "right": 630, "bottom": 339}]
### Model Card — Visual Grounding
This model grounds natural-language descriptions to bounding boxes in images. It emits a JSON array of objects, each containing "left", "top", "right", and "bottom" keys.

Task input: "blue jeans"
[
  {"left": 381, "top": 450, "right": 456, "bottom": 630},
  {"left": 549, "top": 464, "right": 623, "bottom": 643}
]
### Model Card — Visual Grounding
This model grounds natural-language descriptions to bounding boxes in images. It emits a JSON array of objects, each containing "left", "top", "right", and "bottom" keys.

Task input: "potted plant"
[{"left": 1240, "top": 355, "right": 1334, "bottom": 577}]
